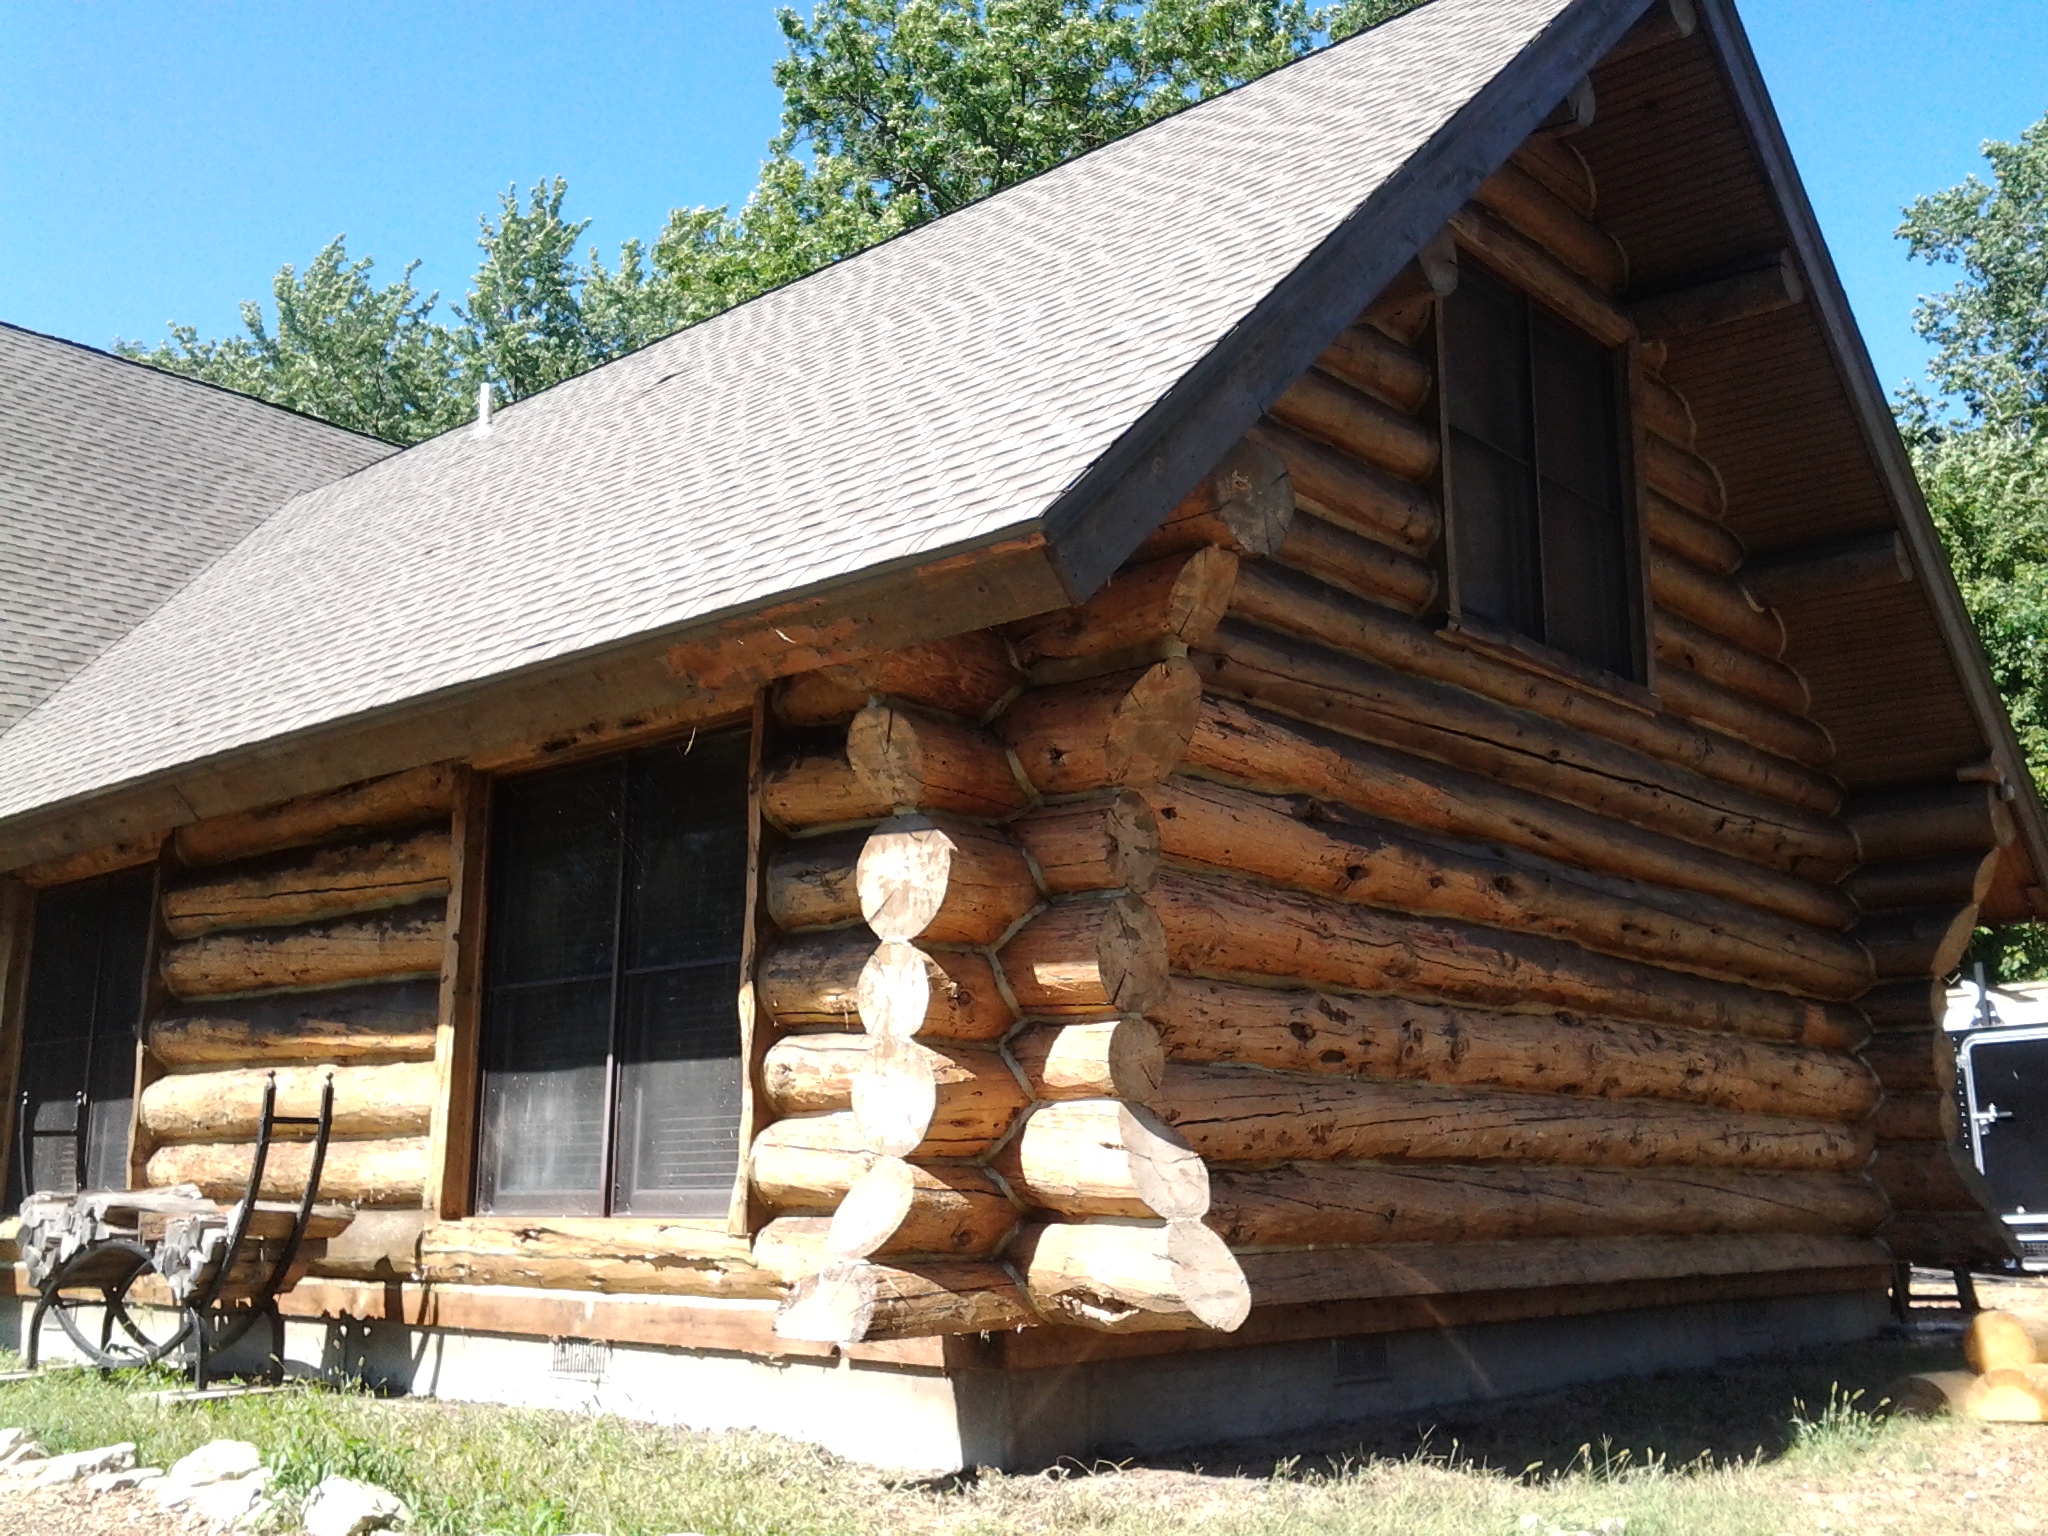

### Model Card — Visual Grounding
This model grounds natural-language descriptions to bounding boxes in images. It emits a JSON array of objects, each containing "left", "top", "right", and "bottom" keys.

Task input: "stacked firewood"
[{"left": 1891, "top": 1310, "right": 2048, "bottom": 1421}]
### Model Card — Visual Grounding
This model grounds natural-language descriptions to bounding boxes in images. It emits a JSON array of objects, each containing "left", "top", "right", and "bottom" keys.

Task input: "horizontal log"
[
  {"left": 1010, "top": 1218, "right": 1250, "bottom": 1333},
  {"left": 998, "top": 659, "right": 1201, "bottom": 794},
  {"left": 146, "top": 1137, "right": 428, "bottom": 1206},
  {"left": 847, "top": 704, "right": 1029, "bottom": 817},
  {"left": 826, "top": 1157, "right": 1016, "bottom": 1261},
  {"left": 1510, "top": 137, "right": 1594, "bottom": 217},
  {"left": 1870, "top": 1141, "right": 1978, "bottom": 1212},
  {"left": 1472, "top": 161, "right": 1626, "bottom": 289},
  {"left": 851, "top": 1035, "right": 1029, "bottom": 1157},
  {"left": 417, "top": 1218, "right": 782, "bottom": 1299},
  {"left": 1198, "top": 620, "right": 1851, "bottom": 878},
  {"left": 752, "top": 1214, "right": 845, "bottom": 1281},
  {"left": 763, "top": 830, "right": 867, "bottom": 933},
  {"left": 1844, "top": 849, "right": 2001, "bottom": 914},
  {"left": 1745, "top": 531, "right": 1913, "bottom": 607},
  {"left": 1858, "top": 905, "right": 1977, "bottom": 979},
  {"left": 749, "top": 1117, "right": 873, "bottom": 1208},
  {"left": 1860, "top": 978, "right": 1945, "bottom": 1032},
  {"left": 1312, "top": 323, "right": 1433, "bottom": 412},
  {"left": 1000, "top": 893, "right": 1170, "bottom": 1016},
  {"left": 1131, "top": 439, "right": 1295, "bottom": 562},
  {"left": 173, "top": 764, "right": 455, "bottom": 868},
  {"left": 1268, "top": 370, "right": 1438, "bottom": 483},
  {"left": 1152, "top": 976, "right": 1879, "bottom": 1120},
  {"left": 1602, "top": 0, "right": 1698, "bottom": 63},
  {"left": 160, "top": 901, "right": 445, "bottom": 999},
  {"left": 854, "top": 815, "right": 1038, "bottom": 944},
  {"left": 308, "top": 1208, "right": 428, "bottom": 1281},
  {"left": 1640, "top": 432, "right": 1725, "bottom": 522},
  {"left": 1650, "top": 552, "right": 1784, "bottom": 663},
  {"left": 1861, "top": 1032, "right": 1940, "bottom": 1092},
  {"left": 1008, "top": 1018, "right": 1165, "bottom": 1102},
  {"left": 777, "top": 1258, "right": 1033, "bottom": 1342},
  {"left": 15, "top": 833, "right": 162, "bottom": 890},
  {"left": 1847, "top": 783, "right": 2014, "bottom": 864},
  {"left": 1881, "top": 1210, "right": 2020, "bottom": 1269},
  {"left": 1009, "top": 548, "right": 1237, "bottom": 667},
  {"left": 1273, "top": 510, "right": 1435, "bottom": 614},
  {"left": 759, "top": 740, "right": 893, "bottom": 830},
  {"left": 1148, "top": 866, "right": 1857, "bottom": 1042},
  {"left": 1645, "top": 489, "right": 1743, "bottom": 575},
  {"left": 993, "top": 1098, "right": 1211, "bottom": 1219},
  {"left": 1359, "top": 258, "right": 1444, "bottom": 346},
  {"left": 856, "top": 939, "right": 1015, "bottom": 1041},
  {"left": 139, "top": 1060, "right": 436, "bottom": 1144},
  {"left": 148, "top": 980, "right": 439, "bottom": 1067},
  {"left": 1181, "top": 695, "right": 1855, "bottom": 932},
  {"left": 163, "top": 828, "right": 451, "bottom": 939},
  {"left": 1653, "top": 609, "right": 1807, "bottom": 715},
  {"left": 1635, "top": 373, "right": 1696, "bottom": 451},
  {"left": 757, "top": 927, "right": 871, "bottom": 1025},
  {"left": 1140, "top": 775, "right": 1869, "bottom": 1000},
  {"left": 773, "top": 631, "right": 1021, "bottom": 727},
  {"left": 1448, "top": 204, "right": 1632, "bottom": 347},
  {"left": 1653, "top": 663, "right": 1834, "bottom": 768},
  {"left": 1630, "top": 250, "right": 1804, "bottom": 340},
  {"left": 1247, "top": 420, "right": 1439, "bottom": 556},
  {"left": 1013, "top": 793, "right": 1159, "bottom": 895},
  {"left": 1204, "top": 1162, "right": 1887, "bottom": 1248},
  {"left": 1871, "top": 1091, "right": 1943, "bottom": 1142},
  {"left": 762, "top": 1030, "right": 868, "bottom": 1116},
  {"left": 1154, "top": 1062, "right": 1871, "bottom": 1172}
]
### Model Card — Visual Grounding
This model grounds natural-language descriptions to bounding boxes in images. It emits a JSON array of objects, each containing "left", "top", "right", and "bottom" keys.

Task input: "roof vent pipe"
[{"left": 473, "top": 381, "right": 494, "bottom": 439}]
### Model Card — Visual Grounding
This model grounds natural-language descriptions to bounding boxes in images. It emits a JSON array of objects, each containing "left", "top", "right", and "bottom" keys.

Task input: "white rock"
[
  {"left": 302, "top": 1475, "right": 411, "bottom": 1536},
  {"left": 181, "top": 1468, "right": 270, "bottom": 1525},
  {"left": 0, "top": 1428, "right": 31, "bottom": 1457},
  {"left": 28, "top": 1442, "right": 136, "bottom": 1487},
  {"left": 158, "top": 1437, "right": 264, "bottom": 1500},
  {"left": 0, "top": 1437, "right": 47, "bottom": 1471},
  {"left": 86, "top": 1466, "right": 164, "bottom": 1493}
]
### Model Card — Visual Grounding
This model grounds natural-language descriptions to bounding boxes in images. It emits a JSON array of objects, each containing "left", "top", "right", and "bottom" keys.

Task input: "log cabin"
[{"left": 1, "top": 0, "right": 2042, "bottom": 1470}]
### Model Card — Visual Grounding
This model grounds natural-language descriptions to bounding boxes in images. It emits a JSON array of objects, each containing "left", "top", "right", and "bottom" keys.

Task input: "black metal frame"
[{"left": 25, "top": 1071, "right": 334, "bottom": 1388}]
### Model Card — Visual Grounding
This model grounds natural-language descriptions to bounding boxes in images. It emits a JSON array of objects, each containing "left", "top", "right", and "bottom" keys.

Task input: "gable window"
[
  {"left": 475, "top": 729, "right": 752, "bottom": 1217},
  {"left": 7, "top": 868, "right": 153, "bottom": 1210},
  {"left": 1442, "top": 262, "right": 1641, "bottom": 682}
]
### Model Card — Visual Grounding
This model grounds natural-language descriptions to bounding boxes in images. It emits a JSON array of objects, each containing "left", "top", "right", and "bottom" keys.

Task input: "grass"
[{"left": 0, "top": 1333, "right": 2035, "bottom": 1536}]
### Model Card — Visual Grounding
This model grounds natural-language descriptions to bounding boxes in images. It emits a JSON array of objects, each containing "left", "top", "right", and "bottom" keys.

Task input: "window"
[
  {"left": 7, "top": 868, "right": 153, "bottom": 1210},
  {"left": 1442, "top": 263, "right": 1640, "bottom": 681},
  {"left": 474, "top": 729, "right": 752, "bottom": 1217}
]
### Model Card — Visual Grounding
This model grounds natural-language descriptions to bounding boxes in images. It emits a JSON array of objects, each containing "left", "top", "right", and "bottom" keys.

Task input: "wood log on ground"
[
  {"left": 1013, "top": 793, "right": 1160, "bottom": 894},
  {"left": 760, "top": 740, "right": 894, "bottom": 829},
  {"left": 764, "top": 830, "right": 869, "bottom": 932},
  {"left": 1311, "top": 322, "right": 1433, "bottom": 412},
  {"left": 1246, "top": 420, "right": 1439, "bottom": 555},
  {"left": 1649, "top": 547, "right": 1784, "bottom": 658},
  {"left": 163, "top": 828, "right": 451, "bottom": 938},
  {"left": 1268, "top": 370, "right": 1438, "bottom": 483},
  {"left": 148, "top": 980, "right": 438, "bottom": 1067},
  {"left": 825, "top": 1157, "right": 1016, "bottom": 1261},
  {"left": 749, "top": 1117, "right": 873, "bottom": 1208},
  {"left": 146, "top": 1137, "right": 428, "bottom": 1205},
  {"left": 1848, "top": 783, "right": 2015, "bottom": 864},
  {"left": 992, "top": 1099, "right": 1211, "bottom": 1219},
  {"left": 1645, "top": 490, "right": 1744, "bottom": 575},
  {"left": 1887, "top": 1369, "right": 2047, "bottom": 1422},
  {"left": 851, "top": 1035, "right": 1030, "bottom": 1157},
  {"left": 1151, "top": 976, "right": 1879, "bottom": 1121},
  {"left": 1870, "top": 1141, "right": 1978, "bottom": 1211},
  {"left": 1153, "top": 1062, "right": 1870, "bottom": 1172},
  {"left": 776, "top": 1258, "right": 1033, "bottom": 1342},
  {"left": 1844, "top": 849, "right": 2001, "bottom": 913},
  {"left": 773, "top": 631, "right": 1022, "bottom": 727},
  {"left": 160, "top": 901, "right": 445, "bottom": 999},
  {"left": 1274, "top": 510, "right": 1436, "bottom": 614},
  {"left": 856, "top": 939, "right": 1015, "bottom": 1041},
  {"left": 1197, "top": 621, "right": 1851, "bottom": 876},
  {"left": 1010, "top": 1218, "right": 1250, "bottom": 1333},
  {"left": 1130, "top": 439, "right": 1295, "bottom": 561},
  {"left": 173, "top": 764, "right": 455, "bottom": 868},
  {"left": 1653, "top": 610, "right": 1808, "bottom": 714},
  {"left": 1180, "top": 696, "right": 1855, "bottom": 932},
  {"left": 1858, "top": 905, "right": 1977, "bottom": 979},
  {"left": 1203, "top": 1162, "right": 1887, "bottom": 1248},
  {"left": 1148, "top": 866, "right": 1860, "bottom": 1046},
  {"left": 757, "top": 927, "right": 871, "bottom": 1025},
  {"left": 1472, "top": 161, "right": 1626, "bottom": 289},
  {"left": 1008, "top": 1018, "right": 1165, "bottom": 1102},
  {"left": 1636, "top": 373, "right": 1696, "bottom": 449},
  {"left": 998, "top": 659, "right": 1201, "bottom": 794},
  {"left": 1447, "top": 206, "right": 1632, "bottom": 347},
  {"left": 1000, "top": 893, "right": 1171, "bottom": 1016},
  {"left": 1653, "top": 664, "right": 1834, "bottom": 768},
  {"left": 1009, "top": 548, "right": 1238, "bottom": 667},
  {"left": 1965, "top": 1310, "right": 2048, "bottom": 1373},
  {"left": 847, "top": 704, "right": 1030, "bottom": 817},
  {"left": 856, "top": 814, "right": 1038, "bottom": 944},
  {"left": 418, "top": 1218, "right": 783, "bottom": 1299},
  {"left": 762, "top": 1030, "right": 869, "bottom": 1116},
  {"left": 1510, "top": 137, "right": 1595, "bottom": 216},
  {"left": 138, "top": 1060, "right": 437, "bottom": 1143},
  {"left": 1139, "top": 775, "right": 1870, "bottom": 1000}
]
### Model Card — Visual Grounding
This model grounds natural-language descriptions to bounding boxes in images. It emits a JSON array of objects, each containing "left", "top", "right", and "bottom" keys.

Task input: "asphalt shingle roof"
[{"left": 0, "top": 0, "right": 1581, "bottom": 824}]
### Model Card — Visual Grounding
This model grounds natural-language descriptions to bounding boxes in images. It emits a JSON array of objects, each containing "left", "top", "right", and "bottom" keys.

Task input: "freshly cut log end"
[
  {"left": 856, "top": 814, "right": 1037, "bottom": 945},
  {"left": 138, "top": 1060, "right": 436, "bottom": 1144},
  {"left": 851, "top": 1035, "right": 1028, "bottom": 1158},
  {"left": 1134, "top": 439, "right": 1295, "bottom": 561},
  {"left": 163, "top": 828, "right": 452, "bottom": 939},
  {"left": 1014, "top": 793, "right": 1161, "bottom": 895},
  {"left": 995, "top": 1099, "right": 1211, "bottom": 1220},
  {"left": 148, "top": 980, "right": 438, "bottom": 1067},
  {"left": 146, "top": 1137, "right": 428, "bottom": 1206},
  {"left": 160, "top": 901, "right": 446, "bottom": 1000},
  {"left": 1009, "top": 547, "right": 1239, "bottom": 666},
  {"left": 775, "top": 1258, "right": 1033, "bottom": 1343},
  {"left": 826, "top": 1157, "right": 1017, "bottom": 1261},
  {"left": 1000, "top": 893, "right": 1171, "bottom": 1017},
  {"left": 1012, "top": 1218, "right": 1250, "bottom": 1334},
  {"left": 999, "top": 659, "right": 1202, "bottom": 794},
  {"left": 848, "top": 704, "right": 1028, "bottom": 818},
  {"left": 773, "top": 631, "right": 1022, "bottom": 727},
  {"left": 1008, "top": 1018, "right": 1165, "bottom": 1103},
  {"left": 856, "top": 939, "right": 1015, "bottom": 1042},
  {"left": 172, "top": 763, "right": 455, "bottom": 868},
  {"left": 1964, "top": 1309, "right": 2046, "bottom": 1374}
]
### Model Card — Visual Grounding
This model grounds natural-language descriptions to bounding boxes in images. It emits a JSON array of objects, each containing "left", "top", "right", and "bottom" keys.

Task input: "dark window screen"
[
  {"left": 1444, "top": 264, "right": 1636, "bottom": 678},
  {"left": 8, "top": 868, "right": 153, "bottom": 1210},
  {"left": 475, "top": 729, "right": 751, "bottom": 1217}
]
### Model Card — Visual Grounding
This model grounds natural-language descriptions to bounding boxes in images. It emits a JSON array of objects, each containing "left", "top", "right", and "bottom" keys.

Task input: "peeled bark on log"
[
  {"left": 1845, "top": 849, "right": 2000, "bottom": 913},
  {"left": 173, "top": 764, "right": 455, "bottom": 868},
  {"left": 1204, "top": 1162, "right": 1887, "bottom": 1248},
  {"left": 847, "top": 704, "right": 1029, "bottom": 817},
  {"left": 1009, "top": 1018, "right": 1165, "bottom": 1102},
  {"left": 777, "top": 1258, "right": 1033, "bottom": 1342},
  {"left": 161, "top": 901, "right": 445, "bottom": 999},
  {"left": 1013, "top": 793, "right": 1160, "bottom": 895},
  {"left": 826, "top": 1157, "right": 1016, "bottom": 1261},
  {"left": 750, "top": 1215, "right": 837, "bottom": 1282},
  {"left": 993, "top": 1099, "right": 1210, "bottom": 1220},
  {"left": 163, "top": 829, "right": 451, "bottom": 939},
  {"left": 139, "top": 1060, "right": 436, "bottom": 1143},
  {"left": 773, "top": 631, "right": 1021, "bottom": 727},
  {"left": 1859, "top": 905, "right": 1977, "bottom": 979},
  {"left": 998, "top": 659, "right": 1201, "bottom": 794},
  {"left": 1888, "top": 1369, "right": 2046, "bottom": 1422},
  {"left": 146, "top": 1137, "right": 427, "bottom": 1205},
  {"left": 1140, "top": 775, "right": 1870, "bottom": 1001},
  {"left": 1653, "top": 610, "right": 1808, "bottom": 714},
  {"left": 1313, "top": 323, "right": 1433, "bottom": 412},
  {"left": 1149, "top": 865, "right": 1859, "bottom": 1046},
  {"left": 757, "top": 927, "right": 872, "bottom": 1026},
  {"left": 1654, "top": 664, "right": 1834, "bottom": 769},
  {"left": 1154, "top": 1062, "right": 1870, "bottom": 1172},
  {"left": 1000, "top": 893, "right": 1171, "bottom": 1016},
  {"left": 764, "top": 830, "right": 869, "bottom": 932},
  {"left": 1181, "top": 695, "right": 1854, "bottom": 932},
  {"left": 761, "top": 1030, "right": 869, "bottom": 1116},
  {"left": 1871, "top": 1141, "right": 1978, "bottom": 1211},
  {"left": 1009, "top": 548, "right": 1238, "bottom": 667},
  {"left": 1197, "top": 622, "right": 1851, "bottom": 879},
  {"left": 749, "top": 1118, "right": 874, "bottom": 1208},
  {"left": 1650, "top": 547, "right": 1784, "bottom": 658},
  {"left": 1871, "top": 1092, "right": 1943, "bottom": 1142},
  {"left": 418, "top": 1218, "right": 782, "bottom": 1298},
  {"left": 1247, "top": 419, "right": 1439, "bottom": 556},
  {"left": 148, "top": 980, "right": 438, "bottom": 1067},
  {"left": 1274, "top": 510, "right": 1436, "bottom": 614},
  {"left": 1447, "top": 206, "right": 1632, "bottom": 347},
  {"left": 1152, "top": 976, "right": 1879, "bottom": 1121},
  {"left": 1645, "top": 490, "right": 1744, "bottom": 575},
  {"left": 1011, "top": 1218, "right": 1250, "bottom": 1333},
  {"left": 1269, "top": 369, "right": 1439, "bottom": 483},
  {"left": 1848, "top": 783, "right": 2015, "bottom": 864},
  {"left": 856, "top": 939, "right": 1015, "bottom": 1041},
  {"left": 1636, "top": 373, "right": 1696, "bottom": 450},
  {"left": 851, "top": 1035, "right": 1030, "bottom": 1157},
  {"left": 760, "top": 742, "right": 894, "bottom": 830},
  {"left": 1472, "top": 162, "right": 1626, "bottom": 289},
  {"left": 1131, "top": 439, "right": 1295, "bottom": 561},
  {"left": 854, "top": 814, "right": 1038, "bottom": 944}
]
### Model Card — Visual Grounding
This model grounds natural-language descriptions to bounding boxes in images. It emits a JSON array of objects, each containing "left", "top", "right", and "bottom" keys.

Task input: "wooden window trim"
[
  {"left": 729, "top": 690, "right": 768, "bottom": 1236},
  {"left": 0, "top": 877, "right": 36, "bottom": 1203},
  {"left": 123, "top": 852, "right": 173, "bottom": 1191}
]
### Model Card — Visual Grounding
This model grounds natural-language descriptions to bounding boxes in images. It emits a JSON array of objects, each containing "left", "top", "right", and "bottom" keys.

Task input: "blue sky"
[{"left": 2, "top": 0, "right": 2042, "bottom": 402}]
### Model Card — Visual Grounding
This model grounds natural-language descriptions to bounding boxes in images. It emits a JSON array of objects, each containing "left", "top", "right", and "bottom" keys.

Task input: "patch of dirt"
[{"left": 0, "top": 1481, "right": 200, "bottom": 1536}]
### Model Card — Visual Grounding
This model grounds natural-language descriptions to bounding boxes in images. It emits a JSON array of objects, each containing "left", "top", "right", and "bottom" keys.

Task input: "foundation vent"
[{"left": 551, "top": 1337, "right": 611, "bottom": 1382}]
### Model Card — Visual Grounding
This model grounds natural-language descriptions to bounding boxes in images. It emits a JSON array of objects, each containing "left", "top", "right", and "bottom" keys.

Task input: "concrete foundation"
[{"left": 2, "top": 1286, "right": 1888, "bottom": 1472}]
